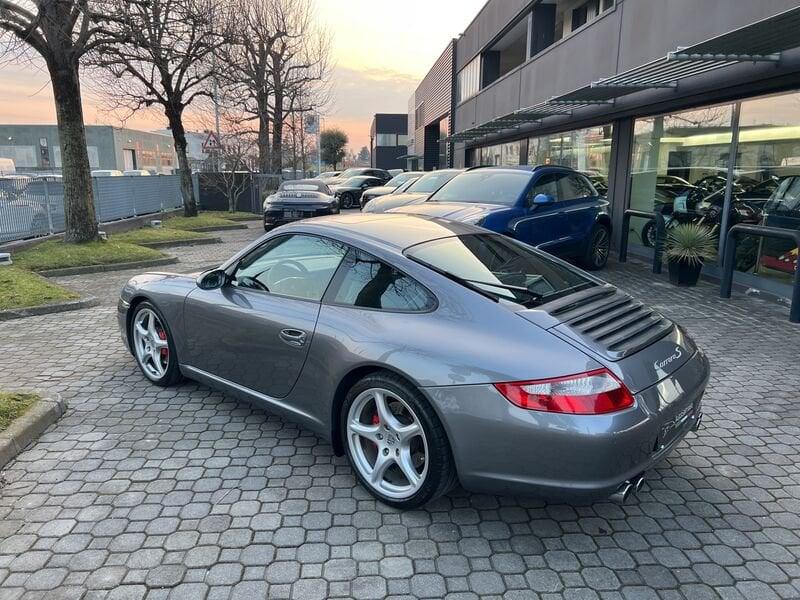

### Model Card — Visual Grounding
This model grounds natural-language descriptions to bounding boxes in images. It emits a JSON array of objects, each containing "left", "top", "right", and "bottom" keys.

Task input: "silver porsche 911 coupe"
[{"left": 118, "top": 213, "right": 708, "bottom": 508}]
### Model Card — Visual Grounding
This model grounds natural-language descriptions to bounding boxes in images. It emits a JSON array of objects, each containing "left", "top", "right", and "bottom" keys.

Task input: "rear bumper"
[
  {"left": 264, "top": 205, "right": 338, "bottom": 227},
  {"left": 425, "top": 349, "right": 709, "bottom": 502}
]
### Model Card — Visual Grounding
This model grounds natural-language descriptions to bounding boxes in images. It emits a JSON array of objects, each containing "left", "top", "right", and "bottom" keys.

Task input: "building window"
[
  {"left": 482, "top": 17, "right": 528, "bottom": 88},
  {"left": 474, "top": 141, "right": 521, "bottom": 166},
  {"left": 397, "top": 134, "right": 409, "bottom": 147},
  {"left": 376, "top": 133, "right": 397, "bottom": 146},
  {"left": 457, "top": 56, "right": 480, "bottom": 104},
  {"left": 733, "top": 91, "right": 800, "bottom": 284},
  {"left": 628, "top": 104, "right": 734, "bottom": 253},
  {"left": 415, "top": 103, "right": 425, "bottom": 127},
  {"left": 527, "top": 124, "right": 613, "bottom": 195}
]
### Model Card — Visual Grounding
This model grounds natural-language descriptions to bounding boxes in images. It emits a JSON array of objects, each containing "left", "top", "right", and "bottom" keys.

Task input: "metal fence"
[{"left": 0, "top": 174, "right": 183, "bottom": 243}]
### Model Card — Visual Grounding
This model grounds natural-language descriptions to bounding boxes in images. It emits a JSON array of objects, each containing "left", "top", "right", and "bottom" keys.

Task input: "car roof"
[{"left": 285, "top": 213, "right": 482, "bottom": 252}]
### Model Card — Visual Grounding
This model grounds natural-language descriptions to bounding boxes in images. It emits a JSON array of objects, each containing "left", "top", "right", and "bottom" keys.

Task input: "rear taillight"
[{"left": 494, "top": 368, "right": 634, "bottom": 415}]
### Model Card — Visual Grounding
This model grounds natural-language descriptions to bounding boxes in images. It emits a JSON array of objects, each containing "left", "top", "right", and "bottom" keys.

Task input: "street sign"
[
  {"left": 304, "top": 113, "right": 319, "bottom": 135},
  {"left": 202, "top": 131, "right": 222, "bottom": 153}
]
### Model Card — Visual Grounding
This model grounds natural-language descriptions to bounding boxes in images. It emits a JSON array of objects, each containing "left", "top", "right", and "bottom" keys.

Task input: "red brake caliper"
[
  {"left": 157, "top": 328, "right": 168, "bottom": 361},
  {"left": 371, "top": 412, "right": 380, "bottom": 447}
]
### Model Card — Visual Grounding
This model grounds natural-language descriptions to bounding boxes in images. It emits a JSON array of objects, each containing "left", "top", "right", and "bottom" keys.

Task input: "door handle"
[{"left": 279, "top": 328, "right": 307, "bottom": 347}]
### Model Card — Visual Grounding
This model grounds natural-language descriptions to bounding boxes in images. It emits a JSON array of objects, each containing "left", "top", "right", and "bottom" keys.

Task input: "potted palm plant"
[{"left": 664, "top": 223, "right": 716, "bottom": 286}]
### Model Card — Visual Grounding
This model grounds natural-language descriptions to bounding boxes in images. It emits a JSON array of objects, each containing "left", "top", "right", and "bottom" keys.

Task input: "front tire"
[
  {"left": 130, "top": 301, "right": 182, "bottom": 387},
  {"left": 341, "top": 372, "right": 457, "bottom": 509},
  {"left": 580, "top": 224, "right": 611, "bottom": 270},
  {"left": 340, "top": 193, "right": 355, "bottom": 209}
]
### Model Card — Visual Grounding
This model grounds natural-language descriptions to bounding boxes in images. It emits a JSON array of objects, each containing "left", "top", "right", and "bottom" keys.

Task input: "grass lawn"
[
  {"left": 13, "top": 239, "right": 164, "bottom": 272},
  {"left": 210, "top": 211, "right": 261, "bottom": 221},
  {"left": 0, "top": 267, "right": 79, "bottom": 311},
  {"left": 164, "top": 213, "right": 238, "bottom": 231},
  {"left": 113, "top": 227, "right": 211, "bottom": 245},
  {"left": 0, "top": 391, "right": 40, "bottom": 432}
]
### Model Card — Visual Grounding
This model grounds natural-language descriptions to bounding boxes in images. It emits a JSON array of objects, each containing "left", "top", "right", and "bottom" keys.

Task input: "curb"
[
  {"left": 36, "top": 256, "right": 178, "bottom": 278},
  {"left": 0, "top": 393, "right": 67, "bottom": 470},
  {"left": 0, "top": 296, "right": 100, "bottom": 322},
  {"left": 183, "top": 224, "right": 249, "bottom": 232},
  {"left": 137, "top": 237, "right": 221, "bottom": 249}
]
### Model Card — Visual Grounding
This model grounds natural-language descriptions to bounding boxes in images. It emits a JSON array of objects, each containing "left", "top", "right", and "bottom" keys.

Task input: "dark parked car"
[
  {"left": 362, "top": 169, "right": 463, "bottom": 213},
  {"left": 391, "top": 165, "right": 612, "bottom": 270},
  {"left": 119, "top": 213, "right": 707, "bottom": 508},
  {"left": 327, "top": 167, "right": 391, "bottom": 188},
  {"left": 360, "top": 171, "right": 424, "bottom": 208},
  {"left": 263, "top": 179, "right": 338, "bottom": 231},
  {"left": 333, "top": 176, "right": 386, "bottom": 209}
]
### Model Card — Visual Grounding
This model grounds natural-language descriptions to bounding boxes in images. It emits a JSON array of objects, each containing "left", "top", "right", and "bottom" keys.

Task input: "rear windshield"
[
  {"left": 405, "top": 233, "right": 595, "bottom": 306},
  {"left": 406, "top": 171, "right": 459, "bottom": 194},
  {"left": 280, "top": 181, "right": 329, "bottom": 193},
  {"left": 430, "top": 171, "right": 530, "bottom": 206},
  {"left": 385, "top": 173, "right": 417, "bottom": 188}
]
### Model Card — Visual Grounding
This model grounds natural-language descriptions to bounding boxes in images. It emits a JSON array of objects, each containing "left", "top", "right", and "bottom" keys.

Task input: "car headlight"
[{"left": 263, "top": 195, "right": 276, "bottom": 211}]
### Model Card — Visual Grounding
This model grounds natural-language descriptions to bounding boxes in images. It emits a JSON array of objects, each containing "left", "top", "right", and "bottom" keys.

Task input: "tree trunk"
[
  {"left": 48, "top": 57, "right": 98, "bottom": 243},
  {"left": 257, "top": 94, "right": 271, "bottom": 173},
  {"left": 270, "top": 87, "right": 284, "bottom": 175},
  {"left": 166, "top": 108, "right": 197, "bottom": 217}
]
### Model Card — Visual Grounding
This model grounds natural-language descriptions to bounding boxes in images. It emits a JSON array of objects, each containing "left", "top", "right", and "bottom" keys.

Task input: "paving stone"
[{"left": 1, "top": 230, "right": 799, "bottom": 598}]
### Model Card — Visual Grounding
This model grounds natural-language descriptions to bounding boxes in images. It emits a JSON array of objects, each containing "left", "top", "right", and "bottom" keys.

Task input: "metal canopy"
[{"left": 444, "top": 5, "right": 800, "bottom": 145}]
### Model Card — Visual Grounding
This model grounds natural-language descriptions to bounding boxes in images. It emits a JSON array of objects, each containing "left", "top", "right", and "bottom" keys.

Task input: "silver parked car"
[{"left": 118, "top": 214, "right": 708, "bottom": 508}]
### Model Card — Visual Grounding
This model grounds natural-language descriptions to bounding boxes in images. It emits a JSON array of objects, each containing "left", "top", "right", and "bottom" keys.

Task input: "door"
[
  {"left": 511, "top": 172, "right": 570, "bottom": 251},
  {"left": 557, "top": 172, "right": 605, "bottom": 253},
  {"left": 123, "top": 149, "right": 137, "bottom": 171},
  {"left": 183, "top": 234, "right": 348, "bottom": 398}
]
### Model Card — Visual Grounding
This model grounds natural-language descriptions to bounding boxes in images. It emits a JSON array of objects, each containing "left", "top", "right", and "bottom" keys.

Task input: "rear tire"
[
  {"left": 341, "top": 372, "right": 457, "bottom": 509},
  {"left": 641, "top": 221, "right": 656, "bottom": 248},
  {"left": 580, "top": 224, "right": 611, "bottom": 270}
]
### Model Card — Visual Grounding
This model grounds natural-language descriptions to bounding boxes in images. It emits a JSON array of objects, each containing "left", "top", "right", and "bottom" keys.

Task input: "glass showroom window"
[
  {"left": 527, "top": 125, "right": 613, "bottom": 194},
  {"left": 476, "top": 141, "right": 520, "bottom": 166},
  {"left": 732, "top": 91, "right": 800, "bottom": 283},
  {"left": 628, "top": 105, "right": 734, "bottom": 252},
  {"left": 458, "top": 56, "right": 480, "bottom": 104}
]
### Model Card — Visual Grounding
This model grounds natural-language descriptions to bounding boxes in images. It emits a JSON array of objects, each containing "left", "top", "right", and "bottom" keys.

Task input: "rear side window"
[
  {"left": 330, "top": 249, "right": 436, "bottom": 312},
  {"left": 559, "top": 174, "right": 596, "bottom": 199}
]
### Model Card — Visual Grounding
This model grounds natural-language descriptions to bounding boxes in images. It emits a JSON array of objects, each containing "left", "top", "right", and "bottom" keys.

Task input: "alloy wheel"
[
  {"left": 346, "top": 387, "right": 428, "bottom": 500},
  {"left": 593, "top": 227, "right": 610, "bottom": 267},
  {"left": 341, "top": 193, "right": 354, "bottom": 209},
  {"left": 132, "top": 308, "right": 170, "bottom": 379}
]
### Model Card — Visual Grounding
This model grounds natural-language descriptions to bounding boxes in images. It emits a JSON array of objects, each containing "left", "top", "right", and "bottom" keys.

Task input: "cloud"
[{"left": 324, "top": 66, "right": 416, "bottom": 149}]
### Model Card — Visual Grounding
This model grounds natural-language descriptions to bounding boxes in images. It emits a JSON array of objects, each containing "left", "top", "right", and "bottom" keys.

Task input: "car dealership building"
[{"left": 407, "top": 0, "right": 800, "bottom": 299}]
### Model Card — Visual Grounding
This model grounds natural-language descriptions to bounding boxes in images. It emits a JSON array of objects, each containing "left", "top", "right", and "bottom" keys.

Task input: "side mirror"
[
  {"left": 196, "top": 269, "right": 228, "bottom": 290},
  {"left": 531, "top": 193, "right": 555, "bottom": 207}
]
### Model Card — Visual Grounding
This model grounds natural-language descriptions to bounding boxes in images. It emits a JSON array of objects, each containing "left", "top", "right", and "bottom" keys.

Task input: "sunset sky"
[{"left": 0, "top": 0, "right": 486, "bottom": 152}]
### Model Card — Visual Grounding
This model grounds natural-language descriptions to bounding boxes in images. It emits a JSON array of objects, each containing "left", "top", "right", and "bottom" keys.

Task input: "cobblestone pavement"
[{"left": 1, "top": 221, "right": 800, "bottom": 599}]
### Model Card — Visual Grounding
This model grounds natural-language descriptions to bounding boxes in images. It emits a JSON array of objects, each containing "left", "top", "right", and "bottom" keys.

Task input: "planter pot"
[{"left": 668, "top": 258, "right": 703, "bottom": 286}]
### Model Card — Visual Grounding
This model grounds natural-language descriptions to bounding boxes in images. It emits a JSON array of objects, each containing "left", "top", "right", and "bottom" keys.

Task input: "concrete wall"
[
  {"left": 454, "top": 0, "right": 800, "bottom": 136},
  {"left": 0, "top": 125, "right": 177, "bottom": 173}
]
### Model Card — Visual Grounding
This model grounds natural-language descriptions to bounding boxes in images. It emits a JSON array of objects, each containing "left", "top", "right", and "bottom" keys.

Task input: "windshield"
[
  {"left": 406, "top": 233, "right": 595, "bottom": 306},
  {"left": 338, "top": 169, "right": 359, "bottom": 179},
  {"left": 279, "top": 181, "right": 328, "bottom": 193},
  {"left": 430, "top": 170, "right": 531, "bottom": 206},
  {"left": 407, "top": 171, "right": 459, "bottom": 194},
  {"left": 385, "top": 173, "right": 416, "bottom": 188}
]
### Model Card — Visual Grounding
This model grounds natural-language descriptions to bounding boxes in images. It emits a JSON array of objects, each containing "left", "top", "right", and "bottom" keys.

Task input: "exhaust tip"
[
  {"left": 634, "top": 475, "right": 645, "bottom": 494},
  {"left": 610, "top": 482, "right": 634, "bottom": 504},
  {"left": 692, "top": 412, "right": 703, "bottom": 431}
]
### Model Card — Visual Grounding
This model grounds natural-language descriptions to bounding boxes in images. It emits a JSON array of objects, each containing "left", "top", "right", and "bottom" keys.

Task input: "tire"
[
  {"left": 129, "top": 301, "right": 183, "bottom": 387},
  {"left": 340, "top": 193, "right": 355, "bottom": 210},
  {"left": 641, "top": 220, "right": 656, "bottom": 248},
  {"left": 580, "top": 224, "right": 611, "bottom": 270},
  {"left": 341, "top": 372, "right": 457, "bottom": 509}
]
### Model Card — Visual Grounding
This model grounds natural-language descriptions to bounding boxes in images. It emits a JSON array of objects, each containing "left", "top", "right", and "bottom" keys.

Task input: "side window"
[
  {"left": 559, "top": 174, "right": 596, "bottom": 200},
  {"left": 330, "top": 249, "right": 436, "bottom": 312},
  {"left": 233, "top": 234, "right": 347, "bottom": 301},
  {"left": 529, "top": 173, "right": 561, "bottom": 201}
]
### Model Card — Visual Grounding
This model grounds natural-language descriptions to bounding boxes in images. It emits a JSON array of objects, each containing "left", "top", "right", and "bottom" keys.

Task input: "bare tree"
[
  {"left": 219, "top": 0, "right": 330, "bottom": 176},
  {"left": 92, "top": 0, "right": 227, "bottom": 216},
  {"left": 0, "top": 0, "right": 106, "bottom": 242},
  {"left": 210, "top": 130, "right": 257, "bottom": 213}
]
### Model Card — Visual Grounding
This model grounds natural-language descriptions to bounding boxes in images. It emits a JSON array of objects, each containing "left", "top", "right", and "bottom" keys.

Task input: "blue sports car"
[{"left": 390, "top": 165, "right": 612, "bottom": 270}]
